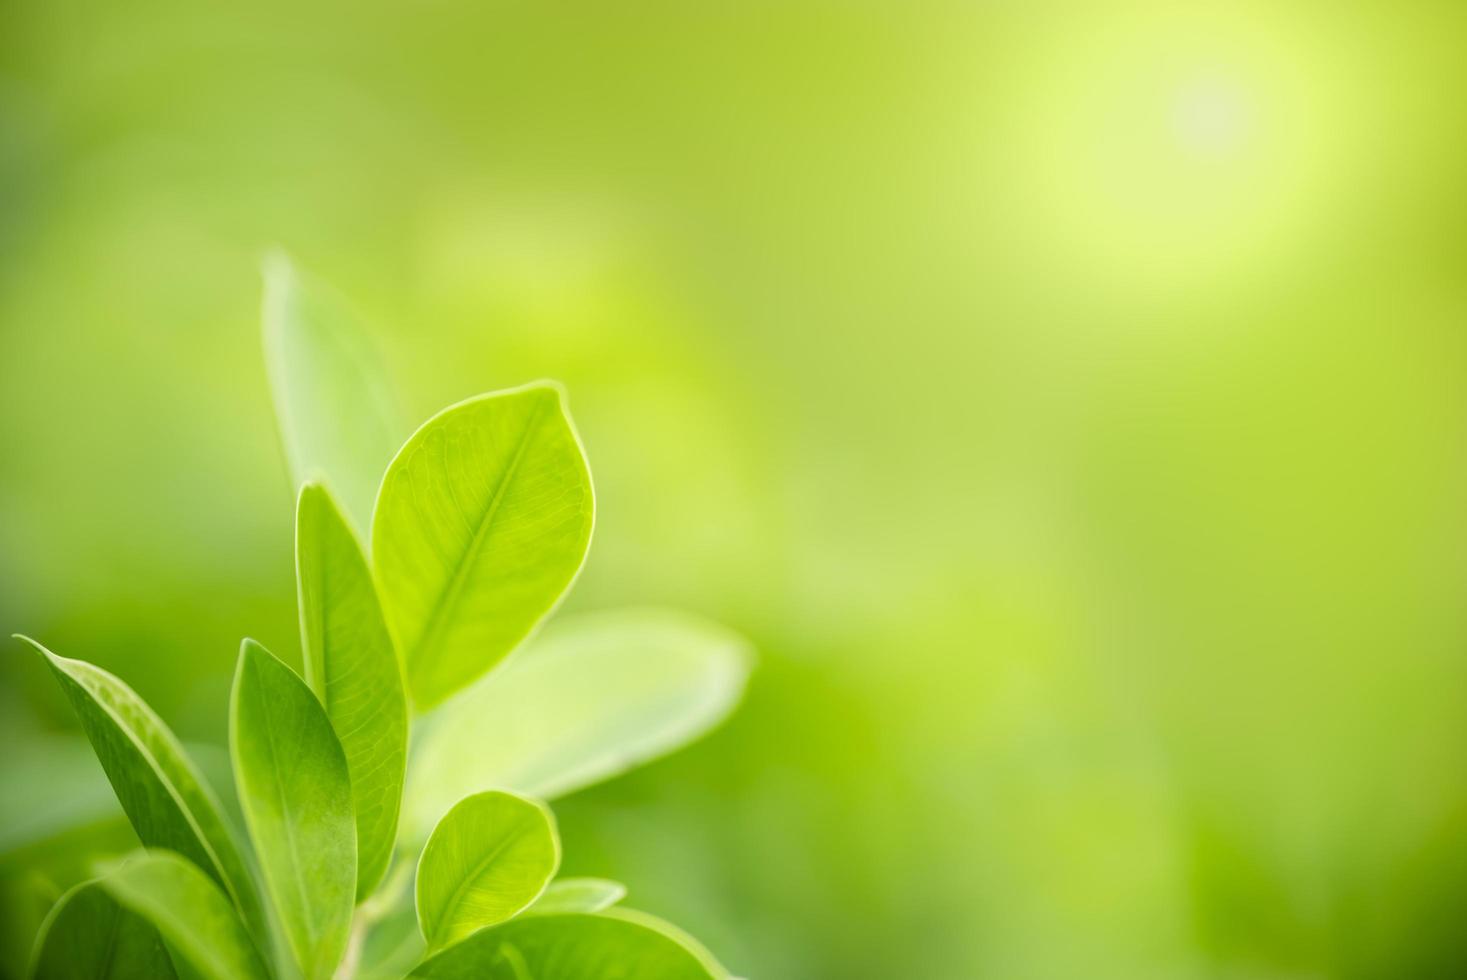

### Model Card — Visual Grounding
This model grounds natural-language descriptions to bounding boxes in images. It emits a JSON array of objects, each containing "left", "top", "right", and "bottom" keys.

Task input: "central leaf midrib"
[
  {"left": 255, "top": 658, "right": 319, "bottom": 971},
  {"left": 303, "top": 504, "right": 330, "bottom": 699},
  {"left": 408, "top": 398, "right": 548, "bottom": 691},
  {"left": 431, "top": 825, "right": 527, "bottom": 946}
]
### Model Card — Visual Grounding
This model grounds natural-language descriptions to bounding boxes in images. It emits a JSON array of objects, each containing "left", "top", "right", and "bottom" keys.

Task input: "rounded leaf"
[
  {"left": 415, "top": 790, "right": 560, "bottom": 951},
  {"left": 371, "top": 383, "right": 594, "bottom": 709},
  {"left": 409, "top": 910, "right": 725, "bottom": 979},
  {"left": 526, "top": 878, "right": 627, "bottom": 916}
]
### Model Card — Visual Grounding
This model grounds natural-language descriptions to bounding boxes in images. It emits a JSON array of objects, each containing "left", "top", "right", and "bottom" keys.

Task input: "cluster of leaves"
[{"left": 16, "top": 257, "right": 750, "bottom": 979}]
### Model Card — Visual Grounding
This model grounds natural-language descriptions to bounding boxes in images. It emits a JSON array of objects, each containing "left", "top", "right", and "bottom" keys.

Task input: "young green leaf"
[
  {"left": 297, "top": 481, "right": 408, "bottom": 900},
  {"left": 230, "top": 639, "right": 356, "bottom": 978},
  {"left": 263, "top": 251, "right": 402, "bottom": 534},
  {"left": 409, "top": 910, "right": 726, "bottom": 979},
  {"left": 526, "top": 878, "right": 627, "bottom": 916},
  {"left": 98, "top": 851, "right": 271, "bottom": 980},
  {"left": 403, "top": 610, "right": 751, "bottom": 840},
  {"left": 415, "top": 790, "right": 560, "bottom": 951},
  {"left": 371, "top": 383, "right": 594, "bottom": 709},
  {"left": 17, "top": 637, "right": 267, "bottom": 940},
  {"left": 28, "top": 880, "right": 177, "bottom": 979}
]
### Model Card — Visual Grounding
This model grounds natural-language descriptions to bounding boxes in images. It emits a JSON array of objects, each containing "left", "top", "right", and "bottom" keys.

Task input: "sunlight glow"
[{"left": 1172, "top": 75, "right": 1254, "bottom": 160}]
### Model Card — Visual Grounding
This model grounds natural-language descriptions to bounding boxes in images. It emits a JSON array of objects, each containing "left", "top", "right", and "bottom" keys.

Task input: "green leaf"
[
  {"left": 97, "top": 851, "right": 270, "bottom": 980},
  {"left": 28, "top": 880, "right": 177, "bottom": 979},
  {"left": 403, "top": 610, "right": 751, "bottom": 841},
  {"left": 17, "top": 637, "right": 267, "bottom": 941},
  {"left": 297, "top": 481, "right": 408, "bottom": 900},
  {"left": 0, "top": 816, "right": 138, "bottom": 980},
  {"left": 230, "top": 639, "right": 356, "bottom": 978},
  {"left": 371, "top": 383, "right": 594, "bottom": 710},
  {"left": 526, "top": 878, "right": 626, "bottom": 916},
  {"left": 408, "top": 910, "right": 726, "bottom": 979},
  {"left": 415, "top": 791, "right": 560, "bottom": 952},
  {"left": 263, "top": 251, "right": 402, "bottom": 534}
]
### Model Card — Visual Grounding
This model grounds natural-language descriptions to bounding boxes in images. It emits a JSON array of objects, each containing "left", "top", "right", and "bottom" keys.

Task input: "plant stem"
[
  {"left": 334, "top": 920, "right": 367, "bottom": 980},
  {"left": 334, "top": 860, "right": 415, "bottom": 980}
]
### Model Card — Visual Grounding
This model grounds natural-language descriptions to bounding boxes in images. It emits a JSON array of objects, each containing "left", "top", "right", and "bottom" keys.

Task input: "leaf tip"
[
  {"left": 524, "top": 378, "right": 571, "bottom": 411},
  {"left": 237, "top": 638, "right": 273, "bottom": 665},
  {"left": 235, "top": 639, "right": 275, "bottom": 686},
  {"left": 260, "top": 247, "right": 294, "bottom": 286},
  {"left": 12, "top": 632, "right": 58, "bottom": 663},
  {"left": 296, "top": 478, "right": 342, "bottom": 513}
]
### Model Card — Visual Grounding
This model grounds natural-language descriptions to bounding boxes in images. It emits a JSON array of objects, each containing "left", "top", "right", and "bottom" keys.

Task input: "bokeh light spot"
[{"left": 1171, "top": 74, "right": 1253, "bottom": 161}]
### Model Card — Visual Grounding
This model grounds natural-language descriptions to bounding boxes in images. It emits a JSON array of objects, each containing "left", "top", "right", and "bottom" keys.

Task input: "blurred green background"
[{"left": 4, "top": 1, "right": 1467, "bottom": 976}]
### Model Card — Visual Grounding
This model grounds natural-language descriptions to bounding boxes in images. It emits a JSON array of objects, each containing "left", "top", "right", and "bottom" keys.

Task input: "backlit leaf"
[
  {"left": 371, "top": 383, "right": 594, "bottom": 710},
  {"left": 230, "top": 639, "right": 355, "bottom": 978},
  {"left": 415, "top": 790, "right": 559, "bottom": 952},
  {"left": 526, "top": 878, "right": 627, "bottom": 916},
  {"left": 263, "top": 251, "right": 402, "bottom": 534},
  {"left": 297, "top": 482, "right": 408, "bottom": 901},
  {"left": 408, "top": 909, "right": 725, "bottom": 980},
  {"left": 403, "top": 610, "right": 750, "bottom": 840}
]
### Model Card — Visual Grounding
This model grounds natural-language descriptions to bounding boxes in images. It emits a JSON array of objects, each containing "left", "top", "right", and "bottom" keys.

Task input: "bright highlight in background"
[
  {"left": 1171, "top": 74, "right": 1254, "bottom": 161},
  {"left": 987, "top": 5, "right": 1357, "bottom": 297}
]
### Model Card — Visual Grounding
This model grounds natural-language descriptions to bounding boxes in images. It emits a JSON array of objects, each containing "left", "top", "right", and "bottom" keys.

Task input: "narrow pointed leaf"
[
  {"left": 409, "top": 910, "right": 725, "bottom": 979},
  {"left": 415, "top": 790, "right": 559, "bottom": 951},
  {"left": 28, "top": 880, "right": 177, "bottom": 979},
  {"left": 371, "top": 383, "right": 594, "bottom": 709},
  {"left": 526, "top": 878, "right": 626, "bottom": 916},
  {"left": 230, "top": 640, "right": 355, "bottom": 978},
  {"left": 98, "top": 851, "right": 270, "bottom": 980},
  {"left": 263, "top": 251, "right": 402, "bottom": 533},
  {"left": 18, "top": 637, "right": 267, "bottom": 940},
  {"left": 403, "top": 610, "right": 751, "bottom": 840},
  {"left": 297, "top": 482, "right": 408, "bottom": 900}
]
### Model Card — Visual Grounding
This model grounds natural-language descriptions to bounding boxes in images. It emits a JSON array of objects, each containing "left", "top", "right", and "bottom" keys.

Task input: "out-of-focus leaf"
[
  {"left": 27, "top": 880, "right": 177, "bottom": 979},
  {"left": 526, "top": 878, "right": 627, "bottom": 916},
  {"left": 408, "top": 909, "right": 725, "bottom": 979},
  {"left": 0, "top": 816, "right": 138, "bottom": 979},
  {"left": 17, "top": 637, "right": 267, "bottom": 940},
  {"left": 98, "top": 851, "right": 270, "bottom": 980},
  {"left": 262, "top": 251, "right": 402, "bottom": 534},
  {"left": 371, "top": 383, "right": 594, "bottom": 710},
  {"left": 230, "top": 640, "right": 355, "bottom": 979},
  {"left": 415, "top": 791, "right": 559, "bottom": 952},
  {"left": 403, "top": 610, "right": 751, "bottom": 841},
  {"left": 297, "top": 482, "right": 407, "bottom": 901}
]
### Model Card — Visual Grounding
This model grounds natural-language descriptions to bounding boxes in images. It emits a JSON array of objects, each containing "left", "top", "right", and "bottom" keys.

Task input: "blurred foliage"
[{"left": 4, "top": 1, "right": 1467, "bottom": 977}]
